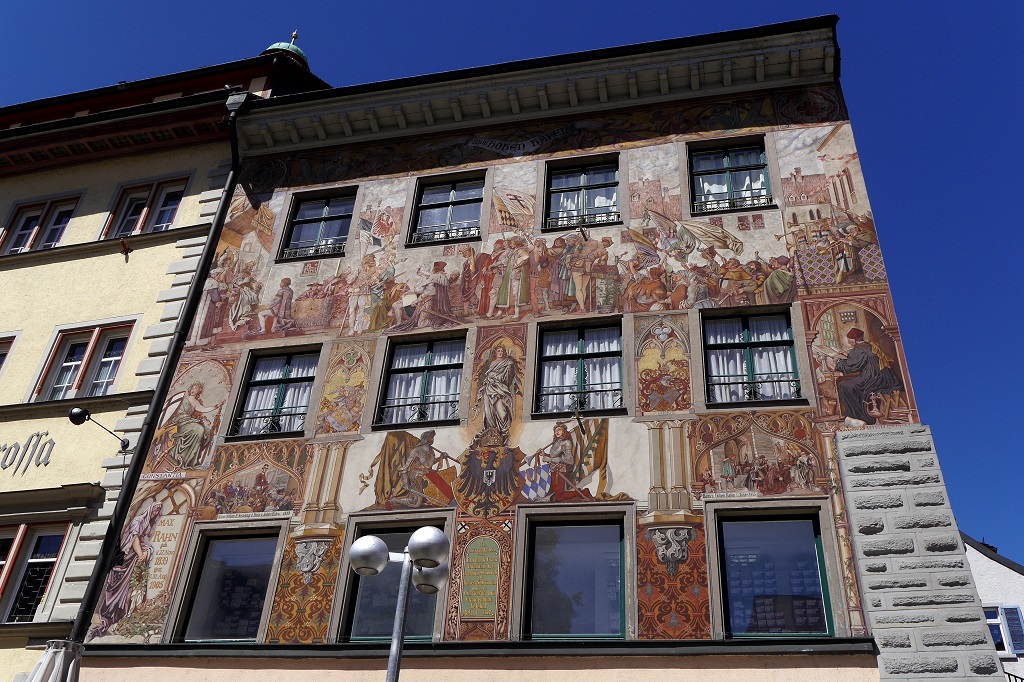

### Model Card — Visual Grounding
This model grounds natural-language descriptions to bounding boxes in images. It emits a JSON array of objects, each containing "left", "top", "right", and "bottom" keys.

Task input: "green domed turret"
[{"left": 262, "top": 31, "right": 308, "bottom": 67}]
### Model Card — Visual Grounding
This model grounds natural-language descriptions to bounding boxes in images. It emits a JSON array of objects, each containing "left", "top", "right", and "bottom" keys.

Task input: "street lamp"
[{"left": 349, "top": 526, "right": 450, "bottom": 682}]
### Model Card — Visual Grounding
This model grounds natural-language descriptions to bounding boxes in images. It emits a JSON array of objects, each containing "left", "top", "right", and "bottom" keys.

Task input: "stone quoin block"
[
  {"left": 839, "top": 438, "right": 934, "bottom": 457},
  {"left": 883, "top": 657, "right": 958, "bottom": 675},
  {"left": 865, "top": 562, "right": 888, "bottom": 572},
  {"left": 851, "top": 473, "right": 942, "bottom": 488},
  {"left": 892, "top": 512, "right": 952, "bottom": 529},
  {"left": 891, "top": 594, "right": 975, "bottom": 607},
  {"left": 862, "top": 538, "right": 915, "bottom": 556},
  {"left": 924, "top": 535, "right": 961, "bottom": 552},
  {"left": 967, "top": 653, "right": 1000, "bottom": 675},
  {"left": 937, "top": 574, "right": 971, "bottom": 588},
  {"left": 875, "top": 613, "right": 934, "bottom": 624},
  {"left": 848, "top": 458, "right": 911, "bottom": 474},
  {"left": 945, "top": 611, "right": 982, "bottom": 623},
  {"left": 867, "top": 578, "right": 928, "bottom": 590},
  {"left": 858, "top": 517, "right": 885, "bottom": 534},
  {"left": 877, "top": 632, "right": 913, "bottom": 649},
  {"left": 913, "top": 491, "right": 946, "bottom": 506},
  {"left": 920, "top": 630, "right": 988, "bottom": 647},
  {"left": 854, "top": 493, "right": 905, "bottom": 509},
  {"left": 898, "top": 558, "right": 964, "bottom": 570}
]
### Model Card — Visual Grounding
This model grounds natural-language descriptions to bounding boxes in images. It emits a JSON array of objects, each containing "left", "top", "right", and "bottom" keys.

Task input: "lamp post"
[{"left": 349, "top": 526, "right": 450, "bottom": 682}]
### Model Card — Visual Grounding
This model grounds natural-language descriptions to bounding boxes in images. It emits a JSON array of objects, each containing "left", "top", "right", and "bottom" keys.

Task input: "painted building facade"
[
  {"left": 0, "top": 47, "right": 326, "bottom": 679},
  {"left": 79, "top": 17, "right": 1000, "bottom": 682}
]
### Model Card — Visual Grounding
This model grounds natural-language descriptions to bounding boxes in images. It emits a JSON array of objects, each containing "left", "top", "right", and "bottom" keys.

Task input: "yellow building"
[{"left": 0, "top": 45, "right": 326, "bottom": 679}]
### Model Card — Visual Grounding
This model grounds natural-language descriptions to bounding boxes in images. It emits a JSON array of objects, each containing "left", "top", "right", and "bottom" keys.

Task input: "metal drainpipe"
[{"left": 67, "top": 89, "right": 251, "bottom": 645}]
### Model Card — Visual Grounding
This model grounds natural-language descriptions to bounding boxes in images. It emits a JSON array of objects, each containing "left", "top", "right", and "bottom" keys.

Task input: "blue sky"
[{"left": 3, "top": 1, "right": 1021, "bottom": 559}]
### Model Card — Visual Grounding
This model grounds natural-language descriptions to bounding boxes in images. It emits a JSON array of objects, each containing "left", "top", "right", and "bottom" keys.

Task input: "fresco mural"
[
  {"left": 314, "top": 341, "right": 376, "bottom": 436},
  {"left": 634, "top": 313, "right": 692, "bottom": 415},
  {"left": 689, "top": 411, "right": 826, "bottom": 506},
  {"left": 637, "top": 522, "right": 711, "bottom": 640},
  {"left": 443, "top": 514, "right": 514, "bottom": 641},
  {"left": 87, "top": 478, "right": 202, "bottom": 643},
  {"left": 357, "top": 417, "right": 629, "bottom": 517},
  {"left": 150, "top": 355, "right": 236, "bottom": 472},
  {"left": 265, "top": 535, "right": 343, "bottom": 644},
  {"left": 94, "top": 84, "right": 901, "bottom": 646},
  {"left": 804, "top": 294, "right": 913, "bottom": 428},
  {"left": 200, "top": 440, "right": 311, "bottom": 519}
]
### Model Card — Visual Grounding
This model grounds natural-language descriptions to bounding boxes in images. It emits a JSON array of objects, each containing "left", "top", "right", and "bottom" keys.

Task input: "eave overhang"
[{"left": 238, "top": 16, "right": 840, "bottom": 157}]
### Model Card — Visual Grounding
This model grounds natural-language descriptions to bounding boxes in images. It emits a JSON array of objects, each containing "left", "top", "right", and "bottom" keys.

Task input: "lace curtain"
[{"left": 705, "top": 316, "right": 796, "bottom": 403}]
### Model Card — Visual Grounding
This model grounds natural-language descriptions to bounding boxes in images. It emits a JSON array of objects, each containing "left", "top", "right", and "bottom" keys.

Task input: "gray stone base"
[{"left": 834, "top": 424, "right": 1002, "bottom": 679}]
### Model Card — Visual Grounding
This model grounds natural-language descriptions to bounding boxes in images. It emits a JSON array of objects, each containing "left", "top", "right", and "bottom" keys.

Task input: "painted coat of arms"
[{"left": 454, "top": 428, "right": 525, "bottom": 518}]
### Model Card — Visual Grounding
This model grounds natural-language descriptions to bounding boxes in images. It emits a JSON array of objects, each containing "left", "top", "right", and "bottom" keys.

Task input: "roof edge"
[
  {"left": 962, "top": 531, "right": 1024, "bottom": 577},
  {"left": 247, "top": 15, "right": 839, "bottom": 112}
]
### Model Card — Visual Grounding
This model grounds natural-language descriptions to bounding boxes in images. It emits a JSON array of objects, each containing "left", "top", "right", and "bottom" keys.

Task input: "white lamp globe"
[
  {"left": 412, "top": 563, "right": 450, "bottom": 595},
  {"left": 407, "top": 526, "right": 450, "bottom": 568},
  {"left": 349, "top": 535, "right": 389, "bottom": 576}
]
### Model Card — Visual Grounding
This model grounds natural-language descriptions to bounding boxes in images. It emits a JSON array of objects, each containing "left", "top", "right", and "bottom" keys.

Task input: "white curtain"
[
  {"left": 555, "top": 192, "right": 580, "bottom": 219},
  {"left": 539, "top": 329, "right": 621, "bottom": 411},
  {"left": 239, "top": 354, "right": 317, "bottom": 434},
  {"left": 749, "top": 316, "right": 796, "bottom": 399},
  {"left": 705, "top": 317, "right": 795, "bottom": 402},
  {"left": 383, "top": 341, "right": 463, "bottom": 423}
]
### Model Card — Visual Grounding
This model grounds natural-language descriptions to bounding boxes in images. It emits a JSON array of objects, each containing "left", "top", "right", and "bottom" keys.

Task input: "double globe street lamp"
[{"left": 349, "top": 526, "right": 451, "bottom": 682}]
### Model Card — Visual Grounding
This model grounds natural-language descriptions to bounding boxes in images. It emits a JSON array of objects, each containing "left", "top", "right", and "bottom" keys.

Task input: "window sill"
[
  {"left": 222, "top": 431, "right": 306, "bottom": 443},
  {"left": 690, "top": 202, "right": 777, "bottom": 217},
  {"left": 404, "top": 232, "right": 482, "bottom": 249},
  {"left": 703, "top": 398, "right": 808, "bottom": 410},
  {"left": 370, "top": 418, "right": 460, "bottom": 432},
  {"left": 0, "top": 389, "right": 154, "bottom": 420},
  {"left": 530, "top": 407, "right": 627, "bottom": 420},
  {"left": 0, "top": 619, "right": 73, "bottom": 640},
  {"left": 0, "top": 223, "right": 210, "bottom": 271},
  {"left": 541, "top": 219, "right": 623, "bottom": 233},
  {"left": 83, "top": 637, "right": 877, "bottom": 658}
]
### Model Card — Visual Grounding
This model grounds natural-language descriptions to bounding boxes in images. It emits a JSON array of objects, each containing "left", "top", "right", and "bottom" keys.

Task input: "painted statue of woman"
[
  {"left": 87, "top": 502, "right": 163, "bottom": 640},
  {"left": 169, "top": 382, "right": 220, "bottom": 469},
  {"left": 474, "top": 343, "right": 522, "bottom": 437}
]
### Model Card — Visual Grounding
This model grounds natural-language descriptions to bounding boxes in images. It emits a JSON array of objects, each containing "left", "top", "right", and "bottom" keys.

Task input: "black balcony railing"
[
  {"left": 374, "top": 397, "right": 460, "bottom": 426},
  {"left": 692, "top": 193, "right": 773, "bottom": 214},
  {"left": 545, "top": 209, "right": 620, "bottom": 231},
  {"left": 281, "top": 241, "right": 346, "bottom": 260}
]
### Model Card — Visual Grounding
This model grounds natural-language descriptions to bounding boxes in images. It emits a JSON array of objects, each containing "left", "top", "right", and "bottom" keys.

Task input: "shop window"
[
  {"left": 703, "top": 313, "right": 799, "bottom": 403},
  {"left": 280, "top": 193, "right": 355, "bottom": 260},
  {"left": 231, "top": 351, "right": 319, "bottom": 436},
  {"left": 717, "top": 516, "right": 832, "bottom": 636},
  {"left": 409, "top": 177, "right": 484, "bottom": 245},
  {"left": 36, "top": 324, "right": 132, "bottom": 401},
  {"left": 1, "top": 198, "right": 78, "bottom": 254},
  {"left": 178, "top": 533, "right": 279, "bottom": 642},
  {"left": 535, "top": 325, "right": 622, "bottom": 414},
  {"left": 345, "top": 528, "right": 442, "bottom": 640},
  {"left": 375, "top": 337, "right": 464, "bottom": 426},
  {"left": 523, "top": 520, "right": 624, "bottom": 639}
]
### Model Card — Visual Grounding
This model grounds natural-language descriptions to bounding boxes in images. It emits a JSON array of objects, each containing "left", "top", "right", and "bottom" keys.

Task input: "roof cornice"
[{"left": 238, "top": 17, "right": 839, "bottom": 156}]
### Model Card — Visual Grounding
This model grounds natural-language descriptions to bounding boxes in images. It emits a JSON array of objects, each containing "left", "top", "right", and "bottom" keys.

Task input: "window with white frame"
[
  {"left": 703, "top": 313, "right": 800, "bottom": 404},
  {"left": 534, "top": 325, "right": 623, "bottom": 414},
  {"left": 280, "top": 194, "right": 355, "bottom": 260},
  {"left": 409, "top": 177, "right": 484, "bottom": 244},
  {"left": 176, "top": 531, "right": 280, "bottom": 642},
  {"left": 690, "top": 142, "right": 772, "bottom": 213},
  {"left": 36, "top": 324, "right": 132, "bottom": 401},
  {"left": 1, "top": 198, "right": 78, "bottom": 254},
  {"left": 985, "top": 605, "right": 1024, "bottom": 656},
  {"left": 0, "top": 524, "right": 68, "bottom": 623},
  {"left": 545, "top": 160, "right": 620, "bottom": 231},
  {"left": 375, "top": 337, "right": 464, "bottom": 426},
  {"left": 105, "top": 179, "right": 187, "bottom": 238},
  {"left": 231, "top": 351, "right": 319, "bottom": 436},
  {"left": 0, "top": 339, "right": 10, "bottom": 373}
]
